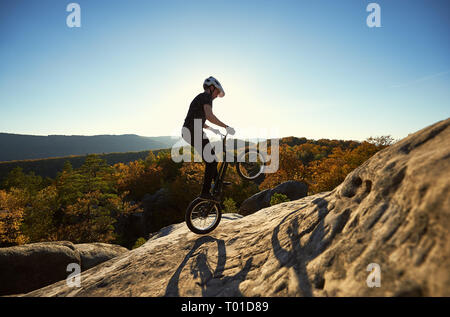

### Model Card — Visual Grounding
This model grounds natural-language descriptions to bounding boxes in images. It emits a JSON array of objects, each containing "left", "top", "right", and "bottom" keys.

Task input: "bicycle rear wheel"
[
  {"left": 236, "top": 148, "right": 266, "bottom": 181},
  {"left": 185, "top": 198, "right": 222, "bottom": 234}
]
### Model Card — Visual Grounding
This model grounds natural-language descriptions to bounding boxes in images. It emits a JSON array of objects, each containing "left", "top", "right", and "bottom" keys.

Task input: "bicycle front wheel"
[{"left": 185, "top": 198, "right": 222, "bottom": 234}]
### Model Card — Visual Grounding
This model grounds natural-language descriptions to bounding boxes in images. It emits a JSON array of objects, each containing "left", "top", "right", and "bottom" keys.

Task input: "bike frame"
[{"left": 210, "top": 132, "right": 229, "bottom": 198}]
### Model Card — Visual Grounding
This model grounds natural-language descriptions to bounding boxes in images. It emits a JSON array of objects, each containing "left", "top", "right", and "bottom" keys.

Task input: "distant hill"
[{"left": 0, "top": 133, "right": 181, "bottom": 162}]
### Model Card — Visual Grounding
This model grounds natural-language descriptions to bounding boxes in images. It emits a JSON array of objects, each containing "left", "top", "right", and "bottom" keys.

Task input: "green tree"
[
  {"left": 62, "top": 160, "right": 73, "bottom": 173},
  {"left": 21, "top": 185, "right": 59, "bottom": 242},
  {"left": 132, "top": 237, "right": 147, "bottom": 249},
  {"left": 78, "top": 155, "right": 116, "bottom": 193},
  {"left": 223, "top": 197, "right": 238, "bottom": 214},
  {"left": 156, "top": 151, "right": 182, "bottom": 184},
  {"left": 1, "top": 167, "right": 44, "bottom": 193},
  {"left": 270, "top": 193, "right": 290, "bottom": 206}
]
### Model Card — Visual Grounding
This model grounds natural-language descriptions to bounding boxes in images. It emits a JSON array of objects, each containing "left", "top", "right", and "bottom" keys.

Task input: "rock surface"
[
  {"left": 239, "top": 180, "right": 308, "bottom": 216},
  {"left": 23, "top": 118, "right": 450, "bottom": 297},
  {"left": 0, "top": 241, "right": 128, "bottom": 295}
]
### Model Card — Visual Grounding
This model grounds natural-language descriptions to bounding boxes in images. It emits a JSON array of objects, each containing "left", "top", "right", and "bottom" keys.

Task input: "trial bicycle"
[{"left": 185, "top": 131, "right": 267, "bottom": 234}]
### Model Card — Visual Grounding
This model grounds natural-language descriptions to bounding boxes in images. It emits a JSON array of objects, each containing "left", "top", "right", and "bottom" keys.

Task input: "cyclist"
[{"left": 182, "top": 76, "right": 235, "bottom": 201}]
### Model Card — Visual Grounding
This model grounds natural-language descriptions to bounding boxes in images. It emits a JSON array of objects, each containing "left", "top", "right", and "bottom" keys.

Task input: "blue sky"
[{"left": 0, "top": 0, "right": 449, "bottom": 141}]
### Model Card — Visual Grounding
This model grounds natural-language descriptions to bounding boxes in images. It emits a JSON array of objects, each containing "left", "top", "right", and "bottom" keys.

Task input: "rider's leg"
[
  {"left": 200, "top": 136, "right": 218, "bottom": 196},
  {"left": 182, "top": 126, "right": 219, "bottom": 197},
  {"left": 201, "top": 162, "right": 217, "bottom": 195}
]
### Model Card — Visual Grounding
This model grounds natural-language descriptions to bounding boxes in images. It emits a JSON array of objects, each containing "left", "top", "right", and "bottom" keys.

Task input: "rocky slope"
[{"left": 23, "top": 118, "right": 450, "bottom": 297}]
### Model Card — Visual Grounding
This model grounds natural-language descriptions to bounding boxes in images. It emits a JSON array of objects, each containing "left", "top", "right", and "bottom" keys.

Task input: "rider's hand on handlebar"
[{"left": 226, "top": 126, "right": 236, "bottom": 135}]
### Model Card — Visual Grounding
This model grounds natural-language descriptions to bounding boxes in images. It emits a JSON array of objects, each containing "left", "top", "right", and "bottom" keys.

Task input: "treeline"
[
  {"left": 0, "top": 149, "right": 167, "bottom": 184},
  {"left": 0, "top": 135, "right": 394, "bottom": 249},
  {"left": 261, "top": 136, "right": 393, "bottom": 193}
]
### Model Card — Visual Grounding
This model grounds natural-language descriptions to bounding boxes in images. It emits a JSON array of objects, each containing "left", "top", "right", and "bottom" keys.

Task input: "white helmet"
[{"left": 203, "top": 76, "right": 225, "bottom": 97}]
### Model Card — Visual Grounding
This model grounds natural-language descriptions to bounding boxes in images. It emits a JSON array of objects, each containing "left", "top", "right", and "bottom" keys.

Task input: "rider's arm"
[
  {"left": 203, "top": 104, "right": 228, "bottom": 129},
  {"left": 203, "top": 123, "right": 215, "bottom": 131}
]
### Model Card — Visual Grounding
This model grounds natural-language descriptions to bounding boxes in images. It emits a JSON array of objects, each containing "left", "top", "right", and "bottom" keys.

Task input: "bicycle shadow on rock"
[
  {"left": 164, "top": 235, "right": 253, "bottom": 297},
  {"left": 271, "top": 197, "right": 350, "bottom": 296}
]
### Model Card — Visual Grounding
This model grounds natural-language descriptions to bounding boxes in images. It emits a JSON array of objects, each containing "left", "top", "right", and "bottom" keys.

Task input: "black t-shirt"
[{"left": 183, "top": 92, "right": 213, "bottom": 130}]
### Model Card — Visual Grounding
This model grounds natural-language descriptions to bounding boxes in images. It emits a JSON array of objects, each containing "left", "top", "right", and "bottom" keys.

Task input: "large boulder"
[
  {"left": 114, "top": 210, "right": 147, "bottom": 247},
  {"left": 142, "top": 188, "right": 183, "bottom": 234},
  {"left": 239, "top": 180, "right": 308, "bottom": 216},
  {"left": 0, "top": 241, "right": 80, "bottom": 296},
  {"left": 114, "top": 188, "right": 184, "bottom": 247},
  {"left": 0, "top": 241, "right": 129, "bottom": 296},
  {"left": 74, "top": 243, "right": 128, "bottom": 271}
]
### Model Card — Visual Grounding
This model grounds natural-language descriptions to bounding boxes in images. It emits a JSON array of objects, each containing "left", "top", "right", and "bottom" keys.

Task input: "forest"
[{"left": 0, "top": 135, "right": 394, "bottom": 249}]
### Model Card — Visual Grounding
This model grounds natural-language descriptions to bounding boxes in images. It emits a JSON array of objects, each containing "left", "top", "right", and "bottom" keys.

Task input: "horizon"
[
  {"left": 1, "top": 0, "right": 449, "bottom": 142},
  {"left": 0, "top": 130, "right": 408, "bottom": 143}
]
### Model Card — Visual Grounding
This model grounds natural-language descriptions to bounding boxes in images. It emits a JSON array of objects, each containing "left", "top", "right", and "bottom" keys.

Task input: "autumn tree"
[
  {"left": 114, "top": 160, "right": 163, "bottom": 201},
  {"left": 58, "top": 191, "right": 118, "bottom": 243},
  {"left": 259, "top": 144, "right": 308, "bottom": 190},
  {"left": 308, "top": 141, "right": 381, "bottom": 193},
  {"left": 0, "top": 189, "right": 28, "bottom": 246}
]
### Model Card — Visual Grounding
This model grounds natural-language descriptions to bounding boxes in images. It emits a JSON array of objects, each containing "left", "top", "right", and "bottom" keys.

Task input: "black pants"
[{"left": 182, "top": 127, "right": 218, "bottom": 195}]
